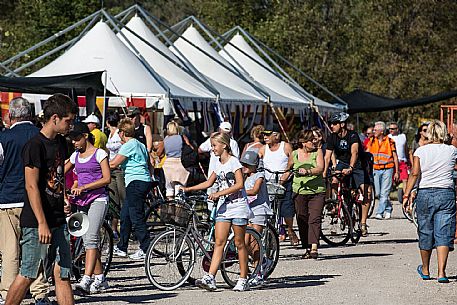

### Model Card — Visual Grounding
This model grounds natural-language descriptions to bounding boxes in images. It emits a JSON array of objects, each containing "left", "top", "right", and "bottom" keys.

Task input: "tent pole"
[
  {"left": 102, "top": 71, "right": 107, "bottom": 131},
  {"left": 266, "top": 97, "right": 289, "bottom": 142}
]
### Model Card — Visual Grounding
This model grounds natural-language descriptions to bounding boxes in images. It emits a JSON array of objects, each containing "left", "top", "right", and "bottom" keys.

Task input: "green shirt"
[{"left": 292, "top": 150, "right": 325, "bottom": 195}]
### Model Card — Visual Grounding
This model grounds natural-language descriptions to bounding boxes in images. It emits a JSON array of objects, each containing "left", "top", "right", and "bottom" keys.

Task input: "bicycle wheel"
[
  {"left": 350, "top": 202, "right": 362, "bottom": 244},
  {"left": 145, "top": 229, "right": 195, "bottom": 291},
  {"left": 263, "top": 222, "right": 280, "bottom": 279},
  {"left": 220, "top": 227, "right": 263, "bottom": 288},
  {"left": 71, "top": 222, "right": 113, "bottom": 279},
  {"left": 100, "top": 222, "right": 114, "bottom": 277},
  {"left": 320, "top": 199, "right": 352, "bottom": 246},
  {"left": 367, "top": 184, "right": 375, "bottom": 218}
]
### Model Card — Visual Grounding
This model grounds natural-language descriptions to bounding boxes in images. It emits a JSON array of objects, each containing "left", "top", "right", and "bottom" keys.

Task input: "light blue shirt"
[{"left": 118, "top": 138, "right": 151, "bottom": 187}]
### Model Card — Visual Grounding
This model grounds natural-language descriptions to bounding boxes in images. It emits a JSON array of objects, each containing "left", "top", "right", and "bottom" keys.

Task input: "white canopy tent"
[
  {"left": 171, "top": 25, "right": 268, "bottom": 105},
  {"left": 118, "top": 16, "right": 217, "bottom": 105},
  {"left": 29, "top": 21, "right": 168, "bottom": 107},
  {"left": 220, "top": 33, "right": 338, "bottom": 112}
]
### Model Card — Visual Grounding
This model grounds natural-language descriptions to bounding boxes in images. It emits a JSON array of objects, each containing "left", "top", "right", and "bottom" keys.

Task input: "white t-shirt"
[
  {"left": 213, "top": 156, "right": 253, "bottom": 219},
  {"left": 414, "top": 143, "right": 457, "bottom": 189},
  {"left": 200, "top": 137, "right": 240, "bottom": 176},
  {"left": 106, "top": 129, "right": 122, "bottom": 161},
  {"left": 244, "top": 171, "right": 273, "bottom": 216},
  {"left": 388, "top": 133, "right": 407, "bottom": 161},
  {"left": 70, "top": 149, "right": 108, "bottom": 164}
]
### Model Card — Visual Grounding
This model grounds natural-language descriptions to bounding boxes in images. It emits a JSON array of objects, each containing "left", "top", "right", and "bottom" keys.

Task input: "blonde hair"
[
  {"left": 426, "top": 120, "right": 448, "bottom": 143},
  {"left": 250, "top": 125, "right": 265, "bottom": 140},
  {"left": 118, "top": 118, "right": 135, "bottom": 137},
  {"left": 210, "top": 132, "right": 232, "bottom": 154},
  {"left": 166, "top": 121, "right": 179, "bottom": 136}
]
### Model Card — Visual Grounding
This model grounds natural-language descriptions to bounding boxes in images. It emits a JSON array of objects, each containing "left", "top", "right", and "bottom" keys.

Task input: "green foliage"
[{"left": 1, "top": 0, "right": 456, "bottom": 133}]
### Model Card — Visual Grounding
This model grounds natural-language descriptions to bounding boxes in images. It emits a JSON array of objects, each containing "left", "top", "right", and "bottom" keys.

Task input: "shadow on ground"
[{"left": 257, "top": 274, "right": 340, "bottom": 290}]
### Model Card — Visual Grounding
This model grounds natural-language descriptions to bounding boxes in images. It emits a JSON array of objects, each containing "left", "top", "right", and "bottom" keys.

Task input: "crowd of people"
[{"left": 0, "top": 93, "right": 456, "bottom": 304}]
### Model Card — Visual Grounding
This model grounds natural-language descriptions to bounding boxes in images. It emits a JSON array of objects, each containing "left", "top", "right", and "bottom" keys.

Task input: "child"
[
  {"left": 240, "top": 150, "right": 273, "bottom": 286},
  {"left": 182, "top": 132, "right": 252, "bottom": 292},
  {"left": 64, "top": 122, "right": 111, "bottom": 294}
]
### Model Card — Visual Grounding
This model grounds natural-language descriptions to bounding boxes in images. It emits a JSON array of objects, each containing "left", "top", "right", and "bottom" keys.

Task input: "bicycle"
[
  {"left": 144, "top": 191, "right": 263, "bottom": 291},
  {"left": 70, "top": 220, "right": 114, "bottom": 281},
  {"left": 321, "top": 172, "right": 362, "bottom": 246}
]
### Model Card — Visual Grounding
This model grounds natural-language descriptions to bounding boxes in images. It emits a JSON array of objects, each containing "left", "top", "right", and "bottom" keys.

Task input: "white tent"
[
  {"left": 118, "top": 16, "right": 216, "bottom": 104},
  {"left": 171, "top": 25, "right": 268, "bottom": 104},
  {"left": 220, "top": 33, "right": 338, "bottom": 112},
  {"left": 29, "top": 21, "right": 168, "bottom": 106}
]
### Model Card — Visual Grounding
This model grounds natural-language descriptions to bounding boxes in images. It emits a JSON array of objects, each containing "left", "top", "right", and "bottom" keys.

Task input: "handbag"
[{"left": 181, "top": 136, "right": 199, "bottom": 169}]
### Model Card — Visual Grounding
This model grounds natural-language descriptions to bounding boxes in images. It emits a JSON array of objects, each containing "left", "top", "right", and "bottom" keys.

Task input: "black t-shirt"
[
  {"left": 327, "top": 130, "right": 365, "bottom": 168},
  {"left": 20, "top": 132, "right": 68, "bottom": 228}
]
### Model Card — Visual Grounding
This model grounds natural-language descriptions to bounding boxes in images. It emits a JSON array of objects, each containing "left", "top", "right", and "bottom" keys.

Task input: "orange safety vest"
[{"left": 366, "top": 136, "right": 396, "bottom": 170}]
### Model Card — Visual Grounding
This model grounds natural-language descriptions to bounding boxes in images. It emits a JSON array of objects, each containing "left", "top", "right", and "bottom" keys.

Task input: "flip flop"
[
  {"left": 417, "top": 265, "right": 431, "bottom": 280},
  {"left": 438, "top": 277, "right": 450, "bottom": 283}
]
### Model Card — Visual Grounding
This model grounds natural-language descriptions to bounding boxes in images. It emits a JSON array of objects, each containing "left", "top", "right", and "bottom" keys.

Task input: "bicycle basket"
[
  {"left": 266, "top": 182, "right": 286, "bottom": 199},
  {"left": 158, "top": 201, "right": 192, "bottom": 227}
]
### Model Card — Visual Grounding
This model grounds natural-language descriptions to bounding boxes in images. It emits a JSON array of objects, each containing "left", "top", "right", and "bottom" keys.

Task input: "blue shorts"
[
  {"left": 20, "top": 225, "right": 72, "bottom": 280},
  {"left": 215, "top": 217, "right": 248, "bottom": 226},
  {"left": 416, "top": 188, "right": 456, "bottom": 250},
  {"left": 280, "top": 180, "right": 295, "bottom": 218}
]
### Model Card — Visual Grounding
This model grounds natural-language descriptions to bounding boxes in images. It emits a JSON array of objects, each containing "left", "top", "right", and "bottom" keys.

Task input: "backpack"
[{"left": 181, "top": 136, "right": 199, "bottom": 169}]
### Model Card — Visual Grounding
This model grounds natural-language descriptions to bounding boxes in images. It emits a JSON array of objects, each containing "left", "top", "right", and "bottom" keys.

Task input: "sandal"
[
  {"left": 279, "top": 234, "right": 286, "bottom": 242},
  {"left": 290, "top": 233, "right": 299, "bottom": 247},
  {"left": 310, "top": 250, "right": 318, "bottom": 259}
]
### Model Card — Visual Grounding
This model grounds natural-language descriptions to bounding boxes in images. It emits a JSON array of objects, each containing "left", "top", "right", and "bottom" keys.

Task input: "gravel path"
[{"left": 22, "top": 201, "right": 457, "bottom": 304}]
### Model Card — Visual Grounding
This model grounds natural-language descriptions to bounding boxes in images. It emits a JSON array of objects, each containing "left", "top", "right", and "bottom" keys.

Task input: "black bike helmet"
[{"left": 328, "top": 112, "right": 350, "bottom": 124}]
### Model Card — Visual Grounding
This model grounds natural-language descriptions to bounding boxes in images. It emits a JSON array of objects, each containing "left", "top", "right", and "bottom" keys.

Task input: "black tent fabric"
[
  {"left": 337, "top": 89, "right": 457, "bottom": 114},
  {"left": 0, "top": 71, "right": 109, "bottom": 96}
]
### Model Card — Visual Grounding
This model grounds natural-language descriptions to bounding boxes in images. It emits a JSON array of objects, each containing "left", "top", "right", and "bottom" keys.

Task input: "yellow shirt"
[{"left": 91, "top": 128, "right": 107, "bottom": 150}]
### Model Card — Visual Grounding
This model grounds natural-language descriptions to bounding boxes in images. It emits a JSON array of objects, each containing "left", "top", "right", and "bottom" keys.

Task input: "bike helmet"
[{"left": 328, "top": 112, "right": 350, "bottom": 124}]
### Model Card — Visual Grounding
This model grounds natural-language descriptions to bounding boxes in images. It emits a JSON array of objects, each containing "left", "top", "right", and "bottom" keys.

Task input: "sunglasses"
[
  {"left": 421, "top": 128, "right": 427, "bottom": 132},
  {"left": 389, "top": 127, "right": 398, "bottom": 130}
]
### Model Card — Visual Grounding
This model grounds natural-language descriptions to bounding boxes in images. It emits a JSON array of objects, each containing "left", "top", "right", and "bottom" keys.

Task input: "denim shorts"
[
  {"left": 215, "top": 217, "right": 248, "bottom": 226},
  {"left": 20, "top": 225, "right": 72, "bottom": 279},
  {"left": 280, "top": 180, "right": 295, "bottom": 218},
  {"left": 416, "top": 188, "right": 456, "bottom": 250}
]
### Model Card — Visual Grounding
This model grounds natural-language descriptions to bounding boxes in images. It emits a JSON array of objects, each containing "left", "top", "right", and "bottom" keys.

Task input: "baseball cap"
[
  {"left": 69, "top": 122, "right": 90, "bottom": 140},
  {"left": 240, "top": 150, "right": 259, "bottom": 166},
  {"left": 82, "top": 114, "right": 100, "bottom": 125},
  {"left": 127, "top": 106, "right": 141, "bottom": 117},
  {"left": 219, "top": 121, "right": 232, "bottom": 133},
  {"left": 262, "top": 123, "right": 281, "bottom": 135}
]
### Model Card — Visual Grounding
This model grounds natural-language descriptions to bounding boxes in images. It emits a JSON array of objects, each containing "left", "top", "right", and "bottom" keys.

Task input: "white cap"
[
  {"left": 219, "top": 121, "right": 232, "bottom": 133},
  {"left": 82, "top": 114, "right": 100, "bottom": 125}
]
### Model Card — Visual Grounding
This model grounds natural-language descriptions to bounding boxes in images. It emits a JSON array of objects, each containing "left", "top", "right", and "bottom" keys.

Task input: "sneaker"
[
  {"left": 233, "top": 278, "right": 250, "bottom": 291},
  {"left": 248, "top": 274, "right": 264, "bottom": 287},
  {"left": 361, "top": 224, "right": 368, "bottom": 237},
  {"left": 0, "top": 295, "right": 5, "bottom": 305},
  {"left": 35, "top": 297, "right": 52, "bottom": 305},
  {"left": 384, "top": 212, "right": 391, "bottom": 219},
  {"left": 129, "top": 249, "right": 145, "bottom": 260},
  {"left": 75, "top": 276, "right": 93, "bottom": 293},
  {"left": 113, "top": 245, "right": 127, "bottom": 257},
  {"left": 195, "top": 274, "right": 217, "bottom": 291},
  {"left": 375, "top": 214, "right": 383, "bottom": 220},
  {"left": 90, "top": 279, "right": 109, "bottom": 294}
]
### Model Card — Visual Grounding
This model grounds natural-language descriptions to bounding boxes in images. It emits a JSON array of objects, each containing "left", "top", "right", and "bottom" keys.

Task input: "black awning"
[
  {"left": 0, "top": 71, "right": 109, "bottom": 96},
  {"left": 337, "top": 89, "right": 457, "bottom": 114}
]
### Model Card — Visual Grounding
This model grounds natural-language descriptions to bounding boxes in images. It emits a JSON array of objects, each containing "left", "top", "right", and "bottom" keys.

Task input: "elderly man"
[
  {"left": 82, "top": 113, "right": 107, "bottom": 149},
  {"left": 366, "top": 121, "right": 400, "bottom": 220},
  {"left": 198, "top": 121, "right": 240, "bottom": 177},
  {"left": 258, "top": 124, "right": 298, "bottom": 244},
  {"left": 388, "top": 122, "right": 409, "bottom": 198},
  {"left": 0, "top": 98, "right": 51, "bottom": 305}
]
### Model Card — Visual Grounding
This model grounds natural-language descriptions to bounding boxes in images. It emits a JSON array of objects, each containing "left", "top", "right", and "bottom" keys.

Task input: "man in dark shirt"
[
  {"left": 323, "top": 112, "right": 371, "bottom": 237},
  {"left": 5, "top": 94, "right": 77, "bottom": 305}
]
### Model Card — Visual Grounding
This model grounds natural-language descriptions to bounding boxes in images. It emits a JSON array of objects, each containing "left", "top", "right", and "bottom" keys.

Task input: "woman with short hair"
[{"left": 403, "top": 120, "right": 457, "bottom": 283}]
